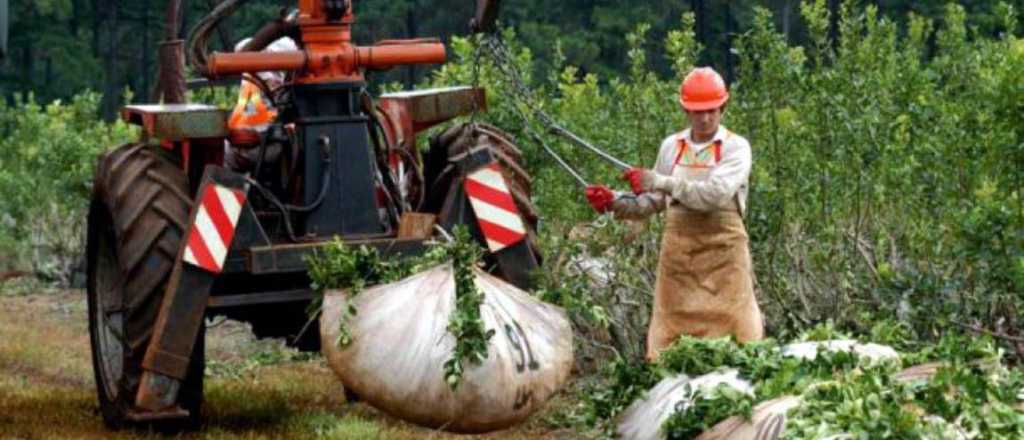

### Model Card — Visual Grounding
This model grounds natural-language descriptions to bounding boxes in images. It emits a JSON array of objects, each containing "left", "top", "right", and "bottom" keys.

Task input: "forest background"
[
  {"left": 1, "top": 0, "right": 1023, "bottom": 368},
  {"left": 6, "top": 0, "right": 1022, "bottom": 116}
]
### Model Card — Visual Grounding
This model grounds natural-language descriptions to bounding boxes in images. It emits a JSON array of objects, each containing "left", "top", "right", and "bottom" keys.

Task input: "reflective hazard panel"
[
  {"left": 182, "top": 184, "right": 247, "bottom": 274},
  {"left": 464, "top": 163, "right": 527, "bottom": 252}
]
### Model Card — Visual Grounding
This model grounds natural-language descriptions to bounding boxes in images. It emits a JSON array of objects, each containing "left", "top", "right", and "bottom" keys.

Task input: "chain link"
[
  {"left": 476, "top": 32, "right": 592, "bottom": 187},
  {"left": 480, "top": 33, "right": 559, "bottom": 129}
]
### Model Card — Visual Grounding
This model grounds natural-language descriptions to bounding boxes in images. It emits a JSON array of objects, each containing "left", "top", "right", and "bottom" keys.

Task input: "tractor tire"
[
  {"left": 86, "top": 143, "right": 205, "bottom": 430},
  {"left": 424, "top": 122, "right": 542, "bottom": 259}
]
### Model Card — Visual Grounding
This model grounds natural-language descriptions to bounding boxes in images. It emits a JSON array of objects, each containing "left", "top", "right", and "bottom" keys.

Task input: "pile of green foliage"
[
  {"left": 305, "top": 226, "right": 493, "bottom": 389},
  {"left": 563, "top": 324, "right": 1024, "bottom": 438}
]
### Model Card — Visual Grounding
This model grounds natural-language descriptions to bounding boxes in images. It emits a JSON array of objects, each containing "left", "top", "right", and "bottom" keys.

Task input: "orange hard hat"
[{"left": 679, "top": 67, "right": 729, "bottom": 111}]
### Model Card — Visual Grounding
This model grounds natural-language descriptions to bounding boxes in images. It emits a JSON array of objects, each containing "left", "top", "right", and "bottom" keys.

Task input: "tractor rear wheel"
[
  {"left": 86, "top": 143, "right": 204, "bottom": 430},
  {"left": 424, "top": 122, "right": 542, "bottom": 259}
]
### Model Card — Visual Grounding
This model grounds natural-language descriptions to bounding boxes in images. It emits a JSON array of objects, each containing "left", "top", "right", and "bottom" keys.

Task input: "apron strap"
[
  {"left": 671, "top": 136, "right": 688, "bottom": 173},
  {"left": 671, "top": 134, "right": 743, "bottom": 218}
]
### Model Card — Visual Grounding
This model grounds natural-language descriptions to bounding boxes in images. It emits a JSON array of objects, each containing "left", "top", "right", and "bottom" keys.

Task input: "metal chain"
[
  {"left": 475, "top": 33, "right": 587, "bottom": 187},
  {"left": 479, "top": 33, "right": 630, "bottom": 174},
  {"left": 480, "top": 33, "right": 559, "bottom": 130}
]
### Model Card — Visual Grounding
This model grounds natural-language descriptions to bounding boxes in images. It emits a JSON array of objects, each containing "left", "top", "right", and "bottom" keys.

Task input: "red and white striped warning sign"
[
  {"left": 464, "top": 163, "right": 526, "bottom": 252},
  {"left": 182, "top": 184, "right": 247, "bottom": 274}
]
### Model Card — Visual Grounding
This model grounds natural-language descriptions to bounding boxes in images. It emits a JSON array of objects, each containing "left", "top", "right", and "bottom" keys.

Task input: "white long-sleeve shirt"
[{"left": 611, "top": 126, "right": 751, "bottom": 220}]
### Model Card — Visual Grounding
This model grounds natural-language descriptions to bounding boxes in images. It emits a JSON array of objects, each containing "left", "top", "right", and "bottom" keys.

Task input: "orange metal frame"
[{"left": 207, "top": 1, "right": 446, "bottom": 83}]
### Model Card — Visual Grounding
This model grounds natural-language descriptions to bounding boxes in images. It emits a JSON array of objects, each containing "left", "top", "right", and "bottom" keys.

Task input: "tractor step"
[{"left": 124, "top": 407, "right": 190, "bottom": 423}]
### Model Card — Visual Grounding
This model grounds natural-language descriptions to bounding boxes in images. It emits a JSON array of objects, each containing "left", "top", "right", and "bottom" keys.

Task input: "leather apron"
[{"left": 646, "top": 204, "right": 764, "bottom": 360}]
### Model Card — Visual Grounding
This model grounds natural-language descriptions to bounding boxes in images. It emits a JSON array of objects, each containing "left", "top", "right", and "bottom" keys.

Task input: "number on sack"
[{"left": 504, "top": 320, "right": 541, "bottom": 373}]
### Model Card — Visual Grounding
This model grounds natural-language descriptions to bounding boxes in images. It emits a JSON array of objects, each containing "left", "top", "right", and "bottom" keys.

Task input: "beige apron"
[{"left": 646, "top": 205, "right": 764, "bottom": 361}]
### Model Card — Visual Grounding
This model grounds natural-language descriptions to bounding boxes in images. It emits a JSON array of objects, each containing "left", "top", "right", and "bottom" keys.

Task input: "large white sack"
[
  {"left": 617, "top": 370, "right": 753, "bottom": 440},
  {"left": 320, "top": 264, "right": 573, "bottom": 433},
  {"left": 781, "top": 339, "right": 899, "bottom": 363},
  {"left": 694, "top": 395, "right": 801, "bottom": 440}
]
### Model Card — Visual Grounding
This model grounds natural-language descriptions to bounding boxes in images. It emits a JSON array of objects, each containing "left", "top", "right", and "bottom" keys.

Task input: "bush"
[
  {"left": 0, "top": 92, "right": 135, "bottom": 285},
  {"left": 565, "top": 327, "right": 1024, "bottom": 439},
  {"left": 430, "top": 2, "right": 1024, "bottom": 363}
]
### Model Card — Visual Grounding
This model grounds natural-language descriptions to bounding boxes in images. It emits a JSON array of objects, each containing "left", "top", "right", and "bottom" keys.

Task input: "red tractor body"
[{"left": 87, "top": 0, "right": 534, "bottom": 428}]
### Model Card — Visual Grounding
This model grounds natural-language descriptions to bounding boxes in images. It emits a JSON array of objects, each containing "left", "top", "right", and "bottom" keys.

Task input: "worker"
[
  {"left": 224, "top": 36, "right": 297, "bottom": 171},
  {"left": 585, "top": 67, "right": 764, "bottom": 361}
]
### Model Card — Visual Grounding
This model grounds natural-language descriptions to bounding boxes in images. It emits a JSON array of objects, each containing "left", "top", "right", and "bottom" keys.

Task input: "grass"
[{"left": 0, "top": 288, "right": 571, "bottom": 439}]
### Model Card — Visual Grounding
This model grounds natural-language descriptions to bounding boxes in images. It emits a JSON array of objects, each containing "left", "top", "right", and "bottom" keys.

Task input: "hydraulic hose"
[{"left": 187, "top": 0, "right": 251, "bottom": 78}]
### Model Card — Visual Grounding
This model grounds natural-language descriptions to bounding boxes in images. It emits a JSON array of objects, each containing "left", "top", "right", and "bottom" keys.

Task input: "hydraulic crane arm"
[
  {"left": 191, "top": 0, "right": 502, "bottom": 82},
  {"left": 471, "top": 0, "right": 501, "bottom": 33}
]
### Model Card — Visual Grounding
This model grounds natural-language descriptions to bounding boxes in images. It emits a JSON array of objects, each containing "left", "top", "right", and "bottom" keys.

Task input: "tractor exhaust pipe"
[{"left": 156, "top": 0, "right": 187, "bottom": 104}]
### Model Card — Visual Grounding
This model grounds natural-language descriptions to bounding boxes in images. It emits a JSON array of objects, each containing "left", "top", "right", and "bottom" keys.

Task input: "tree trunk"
[
  {"left": 45, "top": 57, "right": 52, "bottom": 90},
  {"left": 91, "top": 0, "right": 102, "bottom": 57},
  {"left": 102, "top": 1, "right": 120, "bottom": 119},
  {"left": 404, "top": 3, "right": 418, "bottom": 89},
  {"left": 22, "top": 38, "right": 33, "bottom": 94},
  {"left": 781, "top": 0, "right": 792, "bottom": 41},
  {"left": 70, "top": 0, "right": 81, "bottom": 35},
  {"left": 724, "top": 0, "right": 734, "bottom": 82},
  {"left": 828, "top": 0, "right": 840, "bottom": 51},
  {"left": 178, "top": 0, "right": 191, "bottom": 40},
  {"left": 140, "top": 0, "right": 151, "bottom": 102},
  {"left": 166, "top": 0, "right": 182, "bottom": 40},
  {"left": 691, "top": 0, "right": 706, "bottom": 57}
]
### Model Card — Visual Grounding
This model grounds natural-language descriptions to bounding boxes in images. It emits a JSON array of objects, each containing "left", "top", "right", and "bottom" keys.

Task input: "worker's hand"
[
  {"left": 585, "top": 185, "right": 615, "bottom": 213},
  {"left": 621, "top": 167, "right": 655, "bottom": 195}
]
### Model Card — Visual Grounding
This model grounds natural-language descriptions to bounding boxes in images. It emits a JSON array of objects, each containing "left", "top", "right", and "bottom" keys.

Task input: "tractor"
[{"left": 86, "top": 0, "right": 540, "bottom": 428}]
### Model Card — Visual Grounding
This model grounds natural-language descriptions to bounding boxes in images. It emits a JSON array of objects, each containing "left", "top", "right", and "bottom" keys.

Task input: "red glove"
[
  {"left": 621, "top": 167, "right": 646, "bottom": 195},
  {"left": 585, "top": 185, "right": 615, "bottom": 213}
]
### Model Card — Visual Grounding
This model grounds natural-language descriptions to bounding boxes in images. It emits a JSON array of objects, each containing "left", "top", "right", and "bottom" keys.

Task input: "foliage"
[
  {"left": 783, "top": 337, "right": 1024, "bottom": 438},
  {"left": 429, "top": 1, "right": 1024, "bottom": 365},
  {"left": 565, "top": 326, "right": 1024, "bottom": 438},
  {"left": 441, "top": 226, "right": 494, "bottom": 390},
  {"left": 305, "top": 226, "right": 492, "bottom": 389},
  {"left": 0, "top": 92, "right": 135, "bottom": 282},
  {"left": 567, "top": 357, "right": 662, "bottom": 437},
  {"left": 306, "top": 237, "right": 445, "bottom": 346},
  {"left": 661, "top": 383, "right": 754, "bottom": 440},
  {"left": 9, "top": 0, "right": 1024, "bottom": 115}
]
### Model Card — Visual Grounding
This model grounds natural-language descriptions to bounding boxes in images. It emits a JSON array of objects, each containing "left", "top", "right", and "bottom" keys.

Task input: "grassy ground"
[{"left": 0, "top": 282, "right": 575, "bottom": 439}]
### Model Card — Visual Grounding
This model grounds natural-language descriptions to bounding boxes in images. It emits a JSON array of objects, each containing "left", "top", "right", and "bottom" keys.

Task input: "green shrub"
[
  {"left": 431, "top": 2, "right": 1024, "bottom": 363},
  {"left": 0, "top": 92, "right": 135, "bottom": 284}
]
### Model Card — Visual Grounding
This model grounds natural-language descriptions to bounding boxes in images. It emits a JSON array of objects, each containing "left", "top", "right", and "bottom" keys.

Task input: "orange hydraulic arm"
[{"left": 206, "top": 0, "right": 446, "bottom": 83}]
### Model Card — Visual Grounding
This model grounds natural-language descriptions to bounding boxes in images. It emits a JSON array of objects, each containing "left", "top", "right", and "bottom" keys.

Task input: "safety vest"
[{"left": 228, "top": 79, "right": 277, "bottom": 133}]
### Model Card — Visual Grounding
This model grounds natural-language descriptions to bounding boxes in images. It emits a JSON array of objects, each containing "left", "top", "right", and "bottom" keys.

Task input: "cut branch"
[{"left": 953, "top": 321, "right": 1024, "bottom": 343}]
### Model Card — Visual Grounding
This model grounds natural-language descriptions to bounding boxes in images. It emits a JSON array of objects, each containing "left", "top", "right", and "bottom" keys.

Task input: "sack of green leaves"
[
  {"left": 604, "top": 331, "right": 1024, "bottom": 440},
  {"left": 616, "top": 338, "right": 906, "bottom": 440},
  {"left": 313, "top": 232, "right": 573, "bottom": 433}
]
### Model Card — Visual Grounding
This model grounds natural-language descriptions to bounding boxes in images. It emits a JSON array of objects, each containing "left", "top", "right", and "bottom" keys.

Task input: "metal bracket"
[
  {"left": 439, "top": 151, "right": 539, "bottom": 290},
  {"left": 136, "top": 166, "right": 248, "bottom": 412},
  {"left": 452, "top": 145, "right": 495, "bottom": 175}
]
